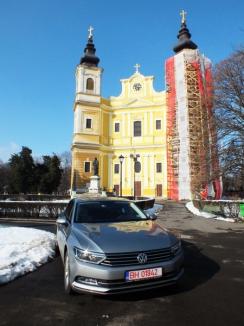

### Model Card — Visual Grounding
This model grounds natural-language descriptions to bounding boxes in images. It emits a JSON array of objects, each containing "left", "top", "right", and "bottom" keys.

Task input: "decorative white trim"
[
  {"left": 155, "top": 119, "right": 162, "bottom": 130},
  {"left": 85, "top": 117, "right": 93, "bottom": 129},
  {"left": 133, "top": 120, "right": 142, "bottom": 137},
  {"left": 114, "top": 121, "right": 120, "bottom": 133},
  {"left": 84, "top": 161, "right": 91, "bottom": 173},
  {"left": 108, "top": 154, "right": 113, "bottom": 189}
]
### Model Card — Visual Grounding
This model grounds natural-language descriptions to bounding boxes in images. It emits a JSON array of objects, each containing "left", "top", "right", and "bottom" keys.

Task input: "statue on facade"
[{"left": 92, "top": 157, "right": 99, "bottom": 176}]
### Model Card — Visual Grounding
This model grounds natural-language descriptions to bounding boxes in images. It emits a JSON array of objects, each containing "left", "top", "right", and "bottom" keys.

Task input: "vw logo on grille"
[{"left": 137, "top": 253, "right": 147, "bottom": 264}]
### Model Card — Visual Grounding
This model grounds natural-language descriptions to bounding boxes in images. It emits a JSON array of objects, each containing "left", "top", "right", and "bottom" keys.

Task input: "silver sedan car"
[{"left": 56, "top": 198, "right": 184, "bottom": 295}]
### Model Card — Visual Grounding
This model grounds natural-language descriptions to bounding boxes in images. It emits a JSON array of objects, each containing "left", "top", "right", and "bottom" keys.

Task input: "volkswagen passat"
[{"left": 56, "top": 198, "right": 184, "bottom": 295}]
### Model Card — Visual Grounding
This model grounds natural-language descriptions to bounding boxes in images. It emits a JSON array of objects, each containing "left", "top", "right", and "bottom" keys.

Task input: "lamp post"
[
  {"left": 119, "top": 154, "right": 125, "bottom": 197},
  {"left": 130, "top": 154, "right": 140, "bottom": 199}
]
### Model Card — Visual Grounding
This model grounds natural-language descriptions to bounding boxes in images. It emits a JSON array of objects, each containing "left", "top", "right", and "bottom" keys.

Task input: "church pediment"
[
  {"left": 110, "top": 66, "right": 163, "bottom": 103},
  {"left": 123, "top": 98, "right": 155, "bottom": 107}
]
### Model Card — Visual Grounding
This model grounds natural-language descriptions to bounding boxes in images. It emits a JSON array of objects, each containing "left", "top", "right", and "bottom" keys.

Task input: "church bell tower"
[
  {"left": 71, "top": 26, "right": 103, "bottom": 192},
  {"left": 165, "top": 11, "right": 222, "bottom": 200}
]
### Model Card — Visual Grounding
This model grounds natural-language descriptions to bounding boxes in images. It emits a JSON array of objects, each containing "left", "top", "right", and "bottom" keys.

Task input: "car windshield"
[{"left": 75, "top": 201, "right": 147, "bottom": 223}]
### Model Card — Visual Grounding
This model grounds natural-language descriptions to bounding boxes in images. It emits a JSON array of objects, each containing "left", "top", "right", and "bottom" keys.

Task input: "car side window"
[{"left": 64, "top": 200, "right": 74, "bottom": 222}]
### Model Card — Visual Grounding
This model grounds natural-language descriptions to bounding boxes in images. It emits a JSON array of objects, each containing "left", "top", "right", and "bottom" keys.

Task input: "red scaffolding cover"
[{"left": 166, "top": 57, "right": 179, "bottom": 200}]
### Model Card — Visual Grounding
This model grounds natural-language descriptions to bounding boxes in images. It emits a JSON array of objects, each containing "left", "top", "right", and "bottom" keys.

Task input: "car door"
[{"left": 57, "top": 199, "right": 75, "bottom": 260}]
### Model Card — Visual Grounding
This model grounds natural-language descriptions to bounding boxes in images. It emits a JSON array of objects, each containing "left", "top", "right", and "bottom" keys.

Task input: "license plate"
[{"left": 125, "top": 267, "right": 162, "bottom": 281}]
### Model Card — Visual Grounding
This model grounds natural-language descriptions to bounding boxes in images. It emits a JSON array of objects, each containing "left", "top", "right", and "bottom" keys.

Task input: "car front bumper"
[{"left": 69, "top": 252, "right": 184, "bottom": 295}]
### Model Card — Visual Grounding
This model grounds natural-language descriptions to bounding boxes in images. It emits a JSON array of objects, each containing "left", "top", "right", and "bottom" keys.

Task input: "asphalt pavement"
[{"left": 0, "top": 201, "right": 244, "bottom": 326}]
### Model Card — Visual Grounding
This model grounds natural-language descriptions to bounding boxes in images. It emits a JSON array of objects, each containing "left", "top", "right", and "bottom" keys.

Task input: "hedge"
[
  {"left": 0, "top": 201, "right": 68, "bottom": 219},
  {"left": 193, "top": 199, "right": 244, "bottom": 220}
]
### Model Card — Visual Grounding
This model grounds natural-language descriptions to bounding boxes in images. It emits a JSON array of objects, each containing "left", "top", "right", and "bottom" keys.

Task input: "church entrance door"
[
  {"left": 134, "top": 181, "right": 141, "bottom": 198},
  {"left": 156, "top": 184, "right": 162, "bottom": 197}
]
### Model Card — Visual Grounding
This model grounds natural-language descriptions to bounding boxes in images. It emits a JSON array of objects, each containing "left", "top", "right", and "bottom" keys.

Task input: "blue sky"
[{"left": 0, "top": 0, "right": 243, "bottom": 162}]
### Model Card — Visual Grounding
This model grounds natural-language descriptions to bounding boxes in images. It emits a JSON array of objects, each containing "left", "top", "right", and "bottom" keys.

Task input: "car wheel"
[{"left": 64, "top": 253, "right": 74, "bottom": 295}]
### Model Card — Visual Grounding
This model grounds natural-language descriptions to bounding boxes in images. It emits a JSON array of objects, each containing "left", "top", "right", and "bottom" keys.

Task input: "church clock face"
[{"left": 133, "top": 83, "right": 142, "bottom": 91}]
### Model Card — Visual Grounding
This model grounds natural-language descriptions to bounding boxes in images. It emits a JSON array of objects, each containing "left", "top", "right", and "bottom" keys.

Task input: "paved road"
[{"left": 0, "top": 201, "right": 244, "bottom": 326}]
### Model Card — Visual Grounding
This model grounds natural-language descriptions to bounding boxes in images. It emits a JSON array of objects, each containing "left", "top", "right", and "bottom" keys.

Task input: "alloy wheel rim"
[{"left": 65, "top": 256, "right": 69, "bottom": 288}]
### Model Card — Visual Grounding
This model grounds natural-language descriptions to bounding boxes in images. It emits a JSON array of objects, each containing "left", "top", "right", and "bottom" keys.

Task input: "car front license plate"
[{"left": 125, "top": 267, "right": 162, "bottom": 281}]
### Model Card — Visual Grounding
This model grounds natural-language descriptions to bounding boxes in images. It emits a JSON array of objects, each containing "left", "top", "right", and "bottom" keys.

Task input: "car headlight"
[
  {"left": 73, "top": 247, "right": 106, "bottom": 264},
  {"left": 171, "top": 240, "right": 182, "bottom": 256}
]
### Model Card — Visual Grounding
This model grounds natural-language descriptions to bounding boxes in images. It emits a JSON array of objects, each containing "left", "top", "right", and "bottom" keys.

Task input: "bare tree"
[
  {"left": 0, "top": 160, "right": 10, "bottom": 193},
  {"left": 58, "top": 151, "right": 71, "bottom": 194},
  {"left": 213, "top": 47, "right": 244, "bottom": 194}
]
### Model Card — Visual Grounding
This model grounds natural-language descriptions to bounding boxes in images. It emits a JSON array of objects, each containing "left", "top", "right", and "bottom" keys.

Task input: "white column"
[
  {"left": 109, "top": 112, "right": 112, "bottom": 144},
  {"left": 74, "top": 108, "right": 82, "bottom": 133},
  {"left": 126, "top": 155, "right": 131, "bottom": 188},
  {"left": 74, "top": 110, "right": 77, "bottom": 133},
  {"left": 122, "top": 156, "right": 126, "bottom": 195},
  {"left": 100, "top": 154, "right": 103, "bottom": 185},
  {"left": 76, "top": 66, "right": 84, "bottom": 93},
  {"left": 144, "top": 112, "right": 147, "bottom": 136},
  {"left": 150, "top": 112, "right": 153, "bottom": 135},
  {"left": 143, "top": 155, "right": 148, "bottom": 188},
  {"left": 149, "top": 155, "right": 155, "bottom": 188},
  {"left": 108, "top": 154, "right": 113, "bottom": 190},
  {"left": 153, "top": 155, "right": 156, "bottom": 190},
  {"left": 127, "top": 113, "right": 131, "bottom": 137},
  {"left": 122, "top": 113, "right": 126, "bottom": 137}
]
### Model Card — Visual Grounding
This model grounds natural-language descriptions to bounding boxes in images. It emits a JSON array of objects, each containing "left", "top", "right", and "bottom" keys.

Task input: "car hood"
[{"left": 72, "top": 220, "right": 174, "bottom": 253}]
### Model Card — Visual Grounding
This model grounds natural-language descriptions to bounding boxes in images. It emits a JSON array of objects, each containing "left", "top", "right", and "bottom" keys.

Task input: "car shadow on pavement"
[{"left": 102, "top": 239, "right": 220, "bottom": 302}]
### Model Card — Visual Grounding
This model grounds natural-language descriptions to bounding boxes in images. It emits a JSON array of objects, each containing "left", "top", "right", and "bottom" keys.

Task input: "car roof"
[{"left": 73, "top": 197, "right": 130, "bottom": 204}]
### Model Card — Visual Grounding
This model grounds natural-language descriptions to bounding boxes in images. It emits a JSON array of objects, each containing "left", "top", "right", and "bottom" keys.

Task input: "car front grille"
[{"left": 101, "top": 248, "right": 172, "bottom": 267}]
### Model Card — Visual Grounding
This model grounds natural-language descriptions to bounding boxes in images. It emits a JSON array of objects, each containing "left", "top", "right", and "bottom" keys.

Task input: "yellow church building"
[{"left": 71, "top": 15, "right": 222, "bottom": 200}]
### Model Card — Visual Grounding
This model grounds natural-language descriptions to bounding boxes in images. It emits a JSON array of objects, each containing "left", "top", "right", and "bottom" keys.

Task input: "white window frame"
[
  {"left": 86, "top": 77, "right": 95, "bottom": 92},
  {"left": 84, "top": 161, "right": 91, "bottom": 173},
  {"left": 85, "top": 118, "right": 92, "bottom": 129},
  {"left": 156, "top": 162, "right": 162, "bottom": 173},
  {"left": 114, "top": 122, "right": 120, "bottom": 133},
  {"left": 133, "top": 120, "right": 142, "bottom": 137},
  {"left": 155, "top": 119, "right": 162, "bottom": 130},
  {"left": 114, "top": 163, "right": 120, "bottom": 174}
]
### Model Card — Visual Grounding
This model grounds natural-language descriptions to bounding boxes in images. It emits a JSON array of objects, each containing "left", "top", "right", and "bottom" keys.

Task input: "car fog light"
[
  {"left": 83, "top": 278, "right": 98, "bottom": 285},
  {"left": 76, "top": 276, "right": 98, "bottom": 285}
]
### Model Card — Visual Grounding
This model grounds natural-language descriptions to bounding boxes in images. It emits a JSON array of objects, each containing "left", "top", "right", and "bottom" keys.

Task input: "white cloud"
[{"left": 0, "top": 142, "right": 21, "bottom": 163}]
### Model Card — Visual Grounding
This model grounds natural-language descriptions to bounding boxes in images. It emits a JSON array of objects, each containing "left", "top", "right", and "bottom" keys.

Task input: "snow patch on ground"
[
  {"left": 0, "top": 226, "right": 56, "bottom": 284},
  {"left": 186, "top": 201, "right": 235, "bottom": 223},
  {"left": 144, "top": 204, "right": 163, "bottom": 216}
]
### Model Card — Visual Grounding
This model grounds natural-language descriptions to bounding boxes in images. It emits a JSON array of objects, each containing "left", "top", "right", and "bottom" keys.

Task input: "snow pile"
[
  {"left": 186, "top": 201, "right": 235, "bottom": 223},
  {"left": 0, "top": 227, "right": 56, "bottom": 284},
  {"left": 144, "top": 204, "right": 163, "bottom": 216}
]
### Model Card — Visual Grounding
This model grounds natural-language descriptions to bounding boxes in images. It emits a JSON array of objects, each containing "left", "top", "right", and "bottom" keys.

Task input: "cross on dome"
[
  {"left": 88, "top": 26, "right": 94, "bottom": 39},
  {"left": 134, "top": 63, "right": 141, "bottom": 73},
  {"left": 180, "top": 10, "right": 187, "bottom": 24}
]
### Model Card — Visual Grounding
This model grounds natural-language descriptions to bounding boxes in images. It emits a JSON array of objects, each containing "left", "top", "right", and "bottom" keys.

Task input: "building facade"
[{"left": 71, "top": 15, "right": 222, "bottom": 200}]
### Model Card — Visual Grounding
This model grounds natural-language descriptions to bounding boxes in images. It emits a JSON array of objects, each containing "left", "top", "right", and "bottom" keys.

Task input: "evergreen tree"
[
  {"left": 38, "top": 155, "right": 62, "bottom": 194},
  {"left": 9, "top": 147, "right": 35, "bottom": 193}
]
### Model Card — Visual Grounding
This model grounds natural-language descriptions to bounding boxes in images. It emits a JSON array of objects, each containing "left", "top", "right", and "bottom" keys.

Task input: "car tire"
[{"left": 64, "top": 253, "right": 74, "bottom": 295}]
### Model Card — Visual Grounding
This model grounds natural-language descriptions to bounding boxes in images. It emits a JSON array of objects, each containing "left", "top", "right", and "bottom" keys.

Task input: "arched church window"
[
  {"left": 86, "top": 78, "right": 94, "bottom": 91},
  {"left": 134, "top": 121, "right": 141, "bottom": 137}
]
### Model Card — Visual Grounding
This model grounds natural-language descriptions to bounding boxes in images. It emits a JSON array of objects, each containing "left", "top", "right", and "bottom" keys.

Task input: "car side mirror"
[
  {"left": 56, "top": 214, "right": 69, "bottom": 226},
  {"left": 150, "top": 213, "right": 157, "bottom": 220},
  {"left": 145, "top": 213, "right": 157, "bottom": 220}
]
